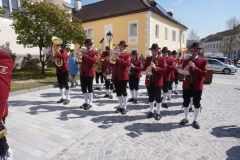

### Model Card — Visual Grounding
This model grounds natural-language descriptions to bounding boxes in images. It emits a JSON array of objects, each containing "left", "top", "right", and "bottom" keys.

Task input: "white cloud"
[
  {"left": 173, "top": 0, "right": 183, "bottom": 6},
  {"left": 170, "top": 9, "right": 174, "bottom": 13}
]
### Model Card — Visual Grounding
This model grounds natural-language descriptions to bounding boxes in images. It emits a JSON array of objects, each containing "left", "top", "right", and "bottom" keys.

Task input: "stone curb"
[{"left": 9, "top": 84, "right": 59, "bottom": 97}]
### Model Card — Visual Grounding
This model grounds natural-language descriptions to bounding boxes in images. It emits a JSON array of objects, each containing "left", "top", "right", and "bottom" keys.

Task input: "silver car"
[{"left": 206, "top": 58, "right": 238, "bottom": 74}]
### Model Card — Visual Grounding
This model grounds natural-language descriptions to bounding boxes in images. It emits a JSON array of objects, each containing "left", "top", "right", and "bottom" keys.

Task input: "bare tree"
[
  {"left": 218, "top": 17, "right": 240, "bottom": 58},
  {"left": 188, "top": 28, "right": 200, "bottom": 40}
]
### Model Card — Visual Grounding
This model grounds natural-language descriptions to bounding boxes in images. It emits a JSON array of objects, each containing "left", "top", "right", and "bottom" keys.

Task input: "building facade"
[
  {"left": 0, "top": 0, "right": 72, "bottom": 56},
  {"left": 73, "top": 0, "right": 187, "bottom": 57}
]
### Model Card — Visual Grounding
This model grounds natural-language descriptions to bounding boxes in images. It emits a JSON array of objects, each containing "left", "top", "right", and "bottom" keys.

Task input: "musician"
[
  {"left": 101, "top": 51, "right": 114, "bottom": 99},
  {"left": 128, "top": 50, "right": 142, "bottom": 104},
  {"left": 179, "top": 42, "right": 208, "bottom": 129},
  {"left": 94, "top": 48, "right": 105, "bottom": 91},
  {"left": 79, "top": 39, "right": 98, "bottom": 110},
  {"left": 111, "top": 41, "right": 132, "bottom": 115},
  {"left": 0, "top": 50, "right": 13, "bottom": 159},
  {"left": 143, "top": 44, "right": 167, "bottom": 120},
  {"left": 172, "top": 50, "right": 181, "bottom": 94},
  {"left": 52, "top": 37, "right": 70, "bottom": 105},
  {"left": 161, "top": 47, "right": 174, "bottom": 108},
  {"left": 167, "top": 50, "right": 174, "bottom": 100}
]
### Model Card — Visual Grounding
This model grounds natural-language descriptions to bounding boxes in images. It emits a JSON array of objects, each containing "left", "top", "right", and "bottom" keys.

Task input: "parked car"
[
  {"left": 206, "top": 58, "right": 237, "bottom": 74},
  {"left": 205, "top": 57, "right": 232, "bottom": 65},
  {"left": 237, "top": 60, "right": 240, "bottom": 67}
]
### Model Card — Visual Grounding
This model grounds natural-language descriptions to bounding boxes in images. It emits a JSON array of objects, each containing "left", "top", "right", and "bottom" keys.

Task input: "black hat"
[
  {"left": 131, "top": 50, "right": 138, "bottom": 55},
  {"left": 84, "top": 39, "right": 93, "bottom": 44},
  {"left": 118, "top": 41, "right": 128, "bottom": 47},
  {"left": 105, "top": 46, "right": 110, "bottom": 50},
  {"left": 171, "top": 50, "right": 177, "bottom": 55},
  {"left": 189, "top": 42, "right": 202, "bottom": 49},
  {"left": 167, "top": 50, "right": 171, "bottom": 54},
  {"left": 104, "top": 51, "right": 110, "bottom": 57},
  {"left": 149, "top": 44, "right": 161, "bottom": 50},
  {"left": 161, "top": 47, "right": 168, "bottom": 53}
]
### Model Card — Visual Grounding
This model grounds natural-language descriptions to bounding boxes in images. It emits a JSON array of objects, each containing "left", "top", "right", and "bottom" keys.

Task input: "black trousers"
[
  {"left": 147, "top": 82, "right": 162, "bottom": 103},
  {"left": 168, "top": 80, "right": 173, "bottom": 90},
  {"left": 174, "top": 72, "right": 179, "bottom": 84},
  {"left": 162, "top": 81, "right": 169, "bottom": 93},
  {"left": 129, "top": 75, "right": 140, "bottom": 90},
  {"left": 183, "top": 84, "right": 202, "bottom": 108},
  {"left": 104, "top": 78, "right": 113, "bottom": 90},
  {"left": 57, "top": 69, "right": 69, "bottom": 90},
  {"left": 95, "top": 71, "right": 104, "bottom": 83},
  {"left": 113, "top": 75, "right": 128, "bottom": 97},
  {"left": 80, "top": 75, "right": 94, "bottom": 93}
]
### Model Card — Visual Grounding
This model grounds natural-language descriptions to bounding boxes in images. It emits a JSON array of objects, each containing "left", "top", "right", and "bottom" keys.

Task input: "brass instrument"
[
  {"left": 109, "top": 44, "right": 120, "bottom": 64},
  {"left": 52, "top": 36, "right": 63, "bottom": 67},
  {"left": 95, "top": 49, "right": 103, "bottom": 73},
  {"left": 76, "top": 47, "right": 87, "bottom": 66},
  {"left": 142, "top": 57, "right": 153, "bottom": 80}
]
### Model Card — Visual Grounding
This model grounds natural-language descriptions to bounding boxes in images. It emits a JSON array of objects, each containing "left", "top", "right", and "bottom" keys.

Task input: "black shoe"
[
  {"left": 179, "top": 119, "right": 189, "bottom": 125},
  {"left": 133, "top": 98, "right": 138, "bottom": 104},
  {"left": 146, "top": 112, "right": 154, "bottom": 118},
  {"left": 162, "top": 103, "right": 168, "bottom": 108},
  {"left": 94, "top": 87, "right": 100, "bottom": 90},
  {"left": 113, "top": 90, "right": 116, "bottom": 93},
  {"left": 75, "top": 82, "right": 78, "bottom": 86},
  {"left": 103, "top": 94, "right": 109, "bottom": 98},
  {"left": 115, "top": 108, "right": 122, "bottom": 113},
  {"left": 121, "top": 108, "right": 127, "bottom": 115},
  {"left": 174, "top": 90, "right": 179, "bottom": 95},
  {"left": 189, "top": 107, "right": 194, "bottom": 112},
  {"left": 167, "top": 96, "right": 171, "bottom": 101},
  {"left": 128, "top": 98, "right": 134, "bottom": 102},
  {"left": 192, "top": 121, "right": 200, "bottom": 129},
  {"left": 99, "top": 87, "right": 102, "bottom": 91},
  {"left": 126, "top": 86, "right": 129, "bottom": 88},
  {"left": 84, "top": 104, "right": 92, "bottom": 110},
  {"left": 80, "top": 103, "right": 87, "bottom": 109},
  {"left": 109, "top": 95, "right": 113, "bottom": 99},
  {"left": 154, "top": 102, "right": 156, "bottom": 107},
  {"left": 57, "top": 98, "right": 65, "bottom": 103},
  {"left": 155, "top": 114, "right": 161, "bottom": 120},
  {"left": 63, "top": 99, "right": 70, "bottom": 105}
]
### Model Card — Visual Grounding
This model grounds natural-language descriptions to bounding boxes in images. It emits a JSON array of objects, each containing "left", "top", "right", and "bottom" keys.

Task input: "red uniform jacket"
[
  {"left": 142, "top": 56, "right": 167, "bottom": 87},
  {"left": 0, "top": 50, "right": 14, "bottom": 120},
  {"left": 163, "top": 57, "right": 174, "bottom": 81},
  {"left": 182, "top": 57, "right": 208, "bottom": 91},
  {"left": 80, "top": 49, "right": 98, "bottom": 77},
  {"left": 173, "top": 57, "right": 181, "bottom": 73},
  {"left": 129, "top": 60, "right": 142, "bottom": 78},
  {"left": 111, "top": 51, "right": 131, "bottom": 80},
  {"left": 53, "top": 48, "right": 69, "bottom": 74},
  {"left": 101, "top": 60, "right": 112, "bottom": 78}
]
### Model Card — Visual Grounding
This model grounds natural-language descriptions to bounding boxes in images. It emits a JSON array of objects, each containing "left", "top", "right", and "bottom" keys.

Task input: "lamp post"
[
  {"left": 106, "top": 31, "right": 113, "bottom": 49},
  {"left": 179, "top": 30, "right": 183, "bottom": 58}
]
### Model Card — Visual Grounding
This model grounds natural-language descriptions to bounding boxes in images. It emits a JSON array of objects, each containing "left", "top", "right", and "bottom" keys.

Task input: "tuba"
[
  {"left": 95, "top": 49, "right": 103, "bottom": 73},
  {"left": 52, "top": 36, "right": 63, "bottom": 67}
]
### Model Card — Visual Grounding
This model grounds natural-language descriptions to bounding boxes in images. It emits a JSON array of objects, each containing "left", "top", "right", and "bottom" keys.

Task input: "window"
[
  {"left": 210, "top": 44, "right": 212, "bottom": 48},
  {"left": 213, "top": 44, "right": 215, "bottom": 48},
  {"left": 155, "top": 24, "right": 159, "bottom": 38},
  {"left": 205, "top": 45, "right": 207, "bottom": 49},
  {"left": 172, "top": 30, "right": 176, "bottom": 42},
  {"left": 216, "top": 43, "right": 218, "bottom": 48},
  {"left": 165, "top": 27, "right": 168, "bottom": 40},
  {"left": 11, "top": 0, "right": 18, "bottom": 12},
  {"left": 211, "top": 60, "right": 221, "bottom": 65},
  {"left": 129, "top": 22, "right": 138, "bottom": 37},
  {"left": 182, "top": 34, "right": 185, "bottom": 43},
  {"left": 219, "top": 43, "right": 221, "bottom": 48},
  {"left": 85, "top": 28, "right": 94, "bottom": 40},
  {"left": 178, "top": 32, "right": 181, "bottom": 42},
  {"left": 2, "top": 0, "right": 10, "bottom": 19}
]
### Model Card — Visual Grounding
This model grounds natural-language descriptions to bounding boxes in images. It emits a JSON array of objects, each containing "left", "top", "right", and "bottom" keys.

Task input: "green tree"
[
  {"left": 0, "top": 6, "right": 4, "bottom": 17},
  {"left": 217, "top": 17, "right": 240, "bottom": 57},
  {"left": 11, "top": 0, "right": 86, "bottom": 74}
]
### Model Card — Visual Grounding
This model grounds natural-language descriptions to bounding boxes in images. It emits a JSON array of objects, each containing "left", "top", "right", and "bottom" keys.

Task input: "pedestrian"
[
  {"left": 179, "top": 42, "right": 208, "bottom": 129},
  {"left": 143, "top": 44, "right": 167, "bottom": 120},
  {"left": 68, "top": 51, "right": 80, "bottom": 88},
  {"left": 139, "top": 54, "right": 145, "bottom": 68},
  {"left": 0, "top": 50, "right": 13, "bottom": 160}
]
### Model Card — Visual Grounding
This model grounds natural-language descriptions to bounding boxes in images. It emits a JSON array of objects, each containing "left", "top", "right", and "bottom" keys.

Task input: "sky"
[{"left": 71, "top": 0, "right": 240, "bottom": 39}]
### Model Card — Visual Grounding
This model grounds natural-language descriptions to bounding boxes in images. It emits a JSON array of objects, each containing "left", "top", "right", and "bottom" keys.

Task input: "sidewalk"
[{"left": 7, "top": 74, "right": 240, "bottom": 160}]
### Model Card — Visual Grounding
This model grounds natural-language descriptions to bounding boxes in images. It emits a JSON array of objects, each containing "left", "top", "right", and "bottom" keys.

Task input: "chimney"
[
  {"left": 75, "top": 0, "right": 81, "bottom": 11},
  {"left": 167, "top": 11, "right": 173, "bottom": 17}
]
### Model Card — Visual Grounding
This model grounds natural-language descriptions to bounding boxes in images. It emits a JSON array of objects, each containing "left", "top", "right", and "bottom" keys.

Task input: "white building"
[{"left": 0, "top": 0, "right": 72, "bottom": 56}]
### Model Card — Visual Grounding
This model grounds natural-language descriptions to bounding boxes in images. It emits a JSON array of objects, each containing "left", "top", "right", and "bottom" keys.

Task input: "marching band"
[{"left": 50, "top": 37, "right": 207, "bottom": 129}]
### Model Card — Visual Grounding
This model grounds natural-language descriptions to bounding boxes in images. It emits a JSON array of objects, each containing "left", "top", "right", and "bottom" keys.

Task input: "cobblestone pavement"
[{"left": 7, "top": 73, "right": 240, "bottom": 160}]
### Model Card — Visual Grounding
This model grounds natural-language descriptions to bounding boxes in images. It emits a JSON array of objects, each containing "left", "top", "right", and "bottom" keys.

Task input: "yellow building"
[{"left": 73, "top": 0, "right": 187, "bottom": 56}]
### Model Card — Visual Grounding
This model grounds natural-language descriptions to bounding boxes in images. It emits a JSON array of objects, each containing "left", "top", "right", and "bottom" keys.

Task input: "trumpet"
[
  {"left": 52, "top": 36, "right": 63, "bottom": 67},
  {"left": 109, "top": 44, "right": 120, "bottom": 64}
]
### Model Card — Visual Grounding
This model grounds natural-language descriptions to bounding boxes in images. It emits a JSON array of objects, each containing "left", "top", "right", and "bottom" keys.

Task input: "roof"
[{"left": 72, "top": 0, "right": 187, "bottom": 29}]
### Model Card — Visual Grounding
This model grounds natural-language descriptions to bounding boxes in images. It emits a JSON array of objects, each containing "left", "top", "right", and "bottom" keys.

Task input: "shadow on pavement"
[
  {"left": 8, "top": 100, "right": 56, "bottom": 107},
  {"left": 211, "top": 125, "right": 240, "bottom": 160}
]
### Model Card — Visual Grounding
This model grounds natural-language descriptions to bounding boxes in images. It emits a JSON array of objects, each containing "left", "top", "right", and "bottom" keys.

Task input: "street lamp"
[{"left": 106, "top": 31, "right": 113, "bottom": 49}]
